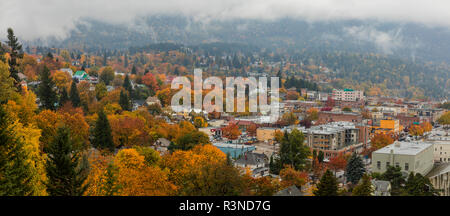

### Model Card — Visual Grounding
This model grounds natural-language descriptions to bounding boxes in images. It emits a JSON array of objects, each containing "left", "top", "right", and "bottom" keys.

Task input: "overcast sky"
[{"left": 1, "top": 0, "right": 450, "bottom": 40}]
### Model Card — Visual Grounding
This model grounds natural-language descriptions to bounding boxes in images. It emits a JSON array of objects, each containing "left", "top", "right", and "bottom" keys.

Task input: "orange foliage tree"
[{"left": 222, "top": 123, "right": 241, "bottom": 140}]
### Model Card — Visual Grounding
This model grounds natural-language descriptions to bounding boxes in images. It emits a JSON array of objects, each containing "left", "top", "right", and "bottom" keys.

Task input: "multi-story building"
[
  {"left": 332, "top": 89, "right": 364, "bottom": 101},
  {"left": 317, "top": 111, "right": 362, "bottom": 125},
  {"left": 426, "top": 163, "right": 450, "bottom": 196},
  {"left": 286, "top": 121, "right": 365, "bottom": 158},
  {"left": 371, "top": 141, "right": 434, "bottom": 175},
  {"left": 372, "top": 119, "right": 403, "bottom": 135}
]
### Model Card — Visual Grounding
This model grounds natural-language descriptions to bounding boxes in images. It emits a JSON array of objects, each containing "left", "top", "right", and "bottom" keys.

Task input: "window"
[
  {"left": 395, "top": 162, "right": 399, "bottom": 168},
  {"left": 386, "top": 162, "right": 390, "bottom": 168},
  {"left": 377, "top": 161, "right": 381, "bottom": 169},
  {"left": 405, "top": 163, "right": 409, "bottom": 171}
]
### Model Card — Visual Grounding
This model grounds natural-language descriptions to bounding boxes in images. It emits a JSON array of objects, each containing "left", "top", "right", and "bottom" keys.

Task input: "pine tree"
[
  {"left": 69, "top": 80, "right": 81, "bottom": 107},
  {"left": 345, "top": 153, "right": 366, "bottom": 185},
  {"left": 131, "top": 65, "right": 137, "bottom": 74},
  {"left": 404, "top": 172, "right": 439, "bottom": 196},
  {"left": 0, "top": 105, "right": 33, "bottom": 196},
  {"left": 92, "top": 109, "right": 114, "bottom": 151},
  {"left": 318, "top": 151, "right": 324, "bottom": 163},
  {"left": 100, "top": 163, "right": 121, "bottom": 196},
  {"left": 59, "top": 87, "right": 69, "bottom": 107},
  {"left": 314, "top": 169, "right": 338, "bottom": 196},
  {"left": 352, "top": 174, "right": 373, "bottom": 196},
  {"left": 45, "top": 127, "right": 88, "bottom": 196},
  {"left": 381, "top": 166, "right": 405, "bottom": 196},
  {"left": 123, "top": 74, "right": 133, "bottom": 94},
  {"left": 278, "top": 129, "right": 310, "bottom": 171},
  {"left": 6, "top": 28, "right": 23, "bottom": 88},
  {"left": 119, "top": 90, "right": 131, "bottom": 111},
  {"left": 38, "top": 66, "right": 57, "bottom": 110}
]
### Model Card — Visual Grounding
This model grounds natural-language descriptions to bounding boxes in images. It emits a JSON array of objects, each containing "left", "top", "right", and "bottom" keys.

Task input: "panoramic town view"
[{"left": 0, "top": 0, "right": 450, "bottom": 202}]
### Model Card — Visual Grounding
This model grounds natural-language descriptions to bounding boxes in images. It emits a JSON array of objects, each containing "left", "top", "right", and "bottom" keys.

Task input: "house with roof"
[
  {"left": 274, "top": 185, "right": 304, "bottom": 196},
  {"left": 234, "top": 152, "right": 269, "bottom": 177},
  {"left": 73, "top": 70, "right": 90, "bottom": 81},
  {"left": 371, "top": 180, "right": 391, "bottom": 196}
]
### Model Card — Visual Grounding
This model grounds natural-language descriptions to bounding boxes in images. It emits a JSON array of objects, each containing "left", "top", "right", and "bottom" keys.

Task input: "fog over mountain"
[{"left": 2, "top": 1, "right": 450, "bottom": 63}]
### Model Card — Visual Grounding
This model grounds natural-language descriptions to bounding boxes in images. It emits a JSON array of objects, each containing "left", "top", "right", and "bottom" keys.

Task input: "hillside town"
[{"left": 1, "top": 26, "right": 450, "bottom": 197}]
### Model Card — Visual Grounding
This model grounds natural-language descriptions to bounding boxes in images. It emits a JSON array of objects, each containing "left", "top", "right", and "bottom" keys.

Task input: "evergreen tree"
[
  {"left": 69, "top": 80, "right": 81, "bottom": 107},
  {"left": 131, "top": 65, "right": 137, "bottom": 74},
  {"left": 314, "top": 170, "right": 338, "bottom": 196},
  {"left": 6, "top": 28, "right": 23, "bottom": 88},
  {"left": 352, "top": 174, "right": 373, "bottom": 196},
  {"left": 45, "top": 127, "right": 88, "bottom": 196},
  {"left": 59, "top": 87, "right": 69, "bottom": 107},
  {"left": 119, "top": 90, "right": 131, "bottom": 111},
  {"left": 0, "top": 105, "right": 33, "bottom": 196},
  {"left": 38, "top": 66, "right": 57, "bottom": 110},
  {"left": 404, "top": 172, "right": 439, "bottom": 196},
  {"left": 381, "top": 166, "right": 405, "bottom": 196},
  {"left": 100, "top": 163, "right": 121, "bottom": 196},
  {"left": 123, "top": 74, "right": 133, "bottom": 94},
  {"left": 0, "top": 42, "right": 5, "bottom": 63},
  {"left": 92, "top": 109, "right": 114, "bottom": 151},
  {"left": 317, "top": 151, "right": 324, "bottom": 163},
  {"left": 345, "top": 153, "right": 366, "bottom": 185}
]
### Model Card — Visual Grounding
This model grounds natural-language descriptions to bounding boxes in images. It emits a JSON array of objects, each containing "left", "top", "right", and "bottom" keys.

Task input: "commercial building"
[
  {"left": 256, "top": 127, "right": 279, "bottom": 142},
  {"left": 317, "top": 111, "right": 362, "bottom": 125},
  {"left": 371, "top": 141, "right": 434, "bottom": 175},
  {"left": 332, "top": 89, "right": 364, "bottom": 101},
  {"left": 286, "top": 121, "right": 365, "bottom": 158},
  {"left": 372, "top": 119, "right": 403, "bottom": 135}
]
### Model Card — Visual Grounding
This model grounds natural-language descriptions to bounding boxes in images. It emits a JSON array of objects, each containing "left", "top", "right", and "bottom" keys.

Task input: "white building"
[
  {"left": 332, "top": 89, "right": 364, "bottom": 101},
  {"left": 371, "top": 141, "right": 434, "bottom": 175}
]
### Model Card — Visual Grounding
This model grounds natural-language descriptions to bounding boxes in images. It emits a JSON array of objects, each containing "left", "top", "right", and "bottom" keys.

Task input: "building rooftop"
[
  {"left": 426, "top": 163, "right": 450, "bottom": 178},
  {"left": 374, "top": 141, "right": 432, "bottom": 156}
]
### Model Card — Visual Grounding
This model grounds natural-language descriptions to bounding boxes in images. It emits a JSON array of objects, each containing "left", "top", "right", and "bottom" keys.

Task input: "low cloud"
[
  {"left": 344, "top": 26, "right": 404, "bottom": 54},
  {"left": 1, "top": 0, "right": 450, "bottom": 41}
]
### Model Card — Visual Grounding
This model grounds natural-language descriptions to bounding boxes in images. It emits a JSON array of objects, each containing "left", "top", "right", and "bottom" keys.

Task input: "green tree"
[
  {"left": 59, "top": 87, "right": 69, "bottom": 107},
  {"left": 131, "top": 65, "right": 137, "bottom": 74},
  {"left": 123, "top": 74, "right": 133, "bottom": 95},
  {"left": 345, "top": 153, "right": 366, "bottom": 185},
  {"left": 38, "top": 66, "right": 57, "bottom": 110},
  {"left": 381, "top": 166, "right": 405, "bottom": 196},
  {"left": 95, "top": 82, "right": 107, "bottom": 100},
  {"left": 314, "top": 169, "right": 338, "bottom": 196},
  {"left": 99, "top": 66, "right": 115, "bottom": 85},
  {"left": 317, "top": 151, "right": 324, "bottom": 163},
  {"left": 352, "top": 174, "right": 373, "bottom": 196},
  {"left": 169, "top": 131, "right": 210, "bottom": 151},
  {"left": 99, "top": 163, "right": 121, "bottom": 196},
  {"left": 275, "top": 129, "right": 310, "bottom": 173},
  {"left": 0, "top": 105, "right": 33, "bottom": 196},
  {"left": 45, "top": 127, "right": 89, "bottom": 196},
  {"left": 119, "top": 90, "right": 131, "bottom": 111},
  {"left": 404, "top": 172, "right": 439, "bottom": 196},
  {"left": 133, "top": 146, "right": 161, "bottom": 166},
  {"left": 92, "top": 110, "right": 114, "bottom": 151},
  {"left": 6, "top": 28, "right": 23, "bottom": 88},
  {"left": 69, "top": 80, "right": 81, "bottom": 107}
]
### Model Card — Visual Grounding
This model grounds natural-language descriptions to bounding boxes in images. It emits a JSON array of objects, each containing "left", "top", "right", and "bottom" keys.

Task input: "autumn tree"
[
  {"left": 279, "top": 165, "right": 309, "bottom": 190},
  {"left": 69, "top": 80, "right": 81, "bottom": 107},
  {"left": 314, "top": 169, "right": 338, "bottom": 196},
  {"left": 328, "top": 153, "right": 347, "bottom": 176},
  {"left": 438, "top": 111, "right": 450, "bottom": 129},
  {"left": 420, "top": 122, "right": 432, "bottom": 133},
  {"left": 352, "top": 174, "right": 373, "bottom": 196},
  {"left": 38, "top": 66, "right": 57, "bottom": 110},
  {"left": 92, "top": 110, "right": 114, "bottom": 151},
  {"left": 409, "top": 124, "right": 424, "bottom": 138},
  {"left": 345, "top": 153, "right": 366, "bottom": 185},
  {"left": 114, "top": 148, "right": 177, "bottom": 196},
  {"left": 193, "top": 116, "right": 207, "bottom": 128},
  {"left": 45, "top": 127, "right": 89, "bottom": 196},
  {"left": 222, "top": 123, "right": 241, "bottom": 140},
  {"left": 95, "top": 82, "right": 107, "bottom": 101},
  {"left": 247, "top": 123, "right": 258, "bottom": 137},
  {"left": 99, "top": 163, "right": 122, "bottom": 196},
  {"left": 0, "top": 105, "right": 33, "bottom": 196},
  {"left": 306, "top": 108, "right": 319, "bottom": 121}
]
